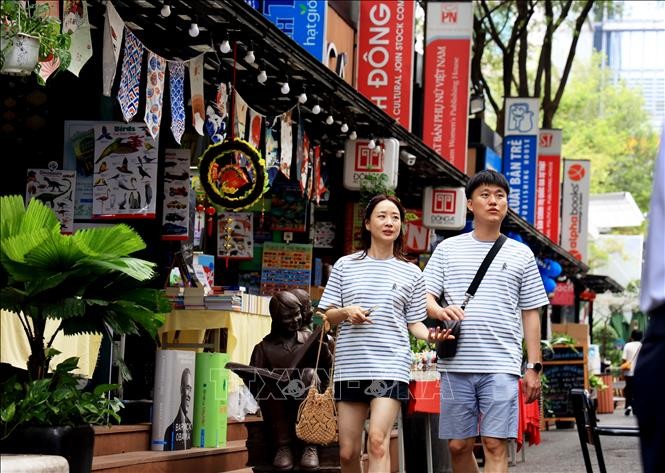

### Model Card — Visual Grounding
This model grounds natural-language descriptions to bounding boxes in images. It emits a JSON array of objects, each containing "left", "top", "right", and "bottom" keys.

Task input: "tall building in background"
[{"left": 594, "top": 1, "right": 665, "bottom": 129}]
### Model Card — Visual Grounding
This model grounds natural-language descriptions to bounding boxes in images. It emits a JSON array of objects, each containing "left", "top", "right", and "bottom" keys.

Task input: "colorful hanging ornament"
[
  {"left": 102, "top": 1, "right": 124, "bottom": 97},
  {"left": 189, "top": 55, "right": 205, "bottom": 135},
  {"left": 206, "top": 206, "right": 216, "bottom": 238},
  {"left": 198, "top": 139, "right": 267, "bottom": 210},
  {"left": 63, "top": 0, "right": 93, "bottom": 77},
  {"left": 117, "top": 30, "right": 144, "bottom": 122},
  {"left": 168, "top": 61, "right": 185, "bottom": 144},
  {"left": 144, "top": 52, "right": 166, "bottom": 139}
]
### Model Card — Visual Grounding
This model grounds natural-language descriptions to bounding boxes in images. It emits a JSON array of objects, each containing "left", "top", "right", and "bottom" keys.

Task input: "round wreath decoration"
[{"left": 198, "top": 138, "right": 267, "bottom": 210}]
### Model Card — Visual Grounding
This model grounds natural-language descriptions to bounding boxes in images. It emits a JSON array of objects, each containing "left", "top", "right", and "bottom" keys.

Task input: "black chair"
[{"left": 571, "top": 388, "right": 640, "bottom": 473}]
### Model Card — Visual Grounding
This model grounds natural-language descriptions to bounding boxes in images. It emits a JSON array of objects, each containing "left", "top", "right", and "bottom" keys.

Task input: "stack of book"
[
  {"left": 241, "top": 293, "right": 271, "bottom": 316},
  {"left": 183, "top": 287, "right": 205, "bottom": 309},
  {"left": 205, "top": 287, "right": 244, "bottom": 311}
]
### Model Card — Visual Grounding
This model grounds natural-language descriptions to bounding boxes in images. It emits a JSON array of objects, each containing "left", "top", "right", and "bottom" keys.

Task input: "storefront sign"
[
  {"left": 551, "top": 281, "right": 575, "bottom": 306},
  {"left": 262, "top": 0, "right": 327, "bottom": 62},
  {"left": 325, "top": 5, "right": 355, "bottom": 85},
  {"left": 503, "top": 135, "right": 538, "bottom": 223},
  {"left": 422, "top": 1, "right": 473, "bottom": 172},
  {"left": 343, "top": 138, "right": 399, "bottom": 191},
  {"left": 502, "top": 97, "right": 540, "bottom": 223},
  {"left": 404, "top": 209, "right": 431, "bottom": 253},
  {"left": 422, "top": 186, "right": 466, "bottom": 230},
  {"left": 356, "top": 1, "right": 415, "bottom": 130},
  {"left": 561, "top": 159, "right": 590, "bottom": 263},
  {"left": 535, "top": 129, "right": 562, "bottom": 243}
]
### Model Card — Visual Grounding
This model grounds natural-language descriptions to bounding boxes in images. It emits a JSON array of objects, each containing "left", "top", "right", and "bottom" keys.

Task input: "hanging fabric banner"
[
  {"left": 280, "top": 111, "right": 293, "bottom": 179},
  {"left": 144, "top": 52, "right": 166, "bottom": 139},
  {"left": 248, "top": 109, "right": 262, "bottom": 150},
  {"left": 168, "top": 61, "right": 185, "bottom": 144},
  {"left": 205, "top": 105, "right": 226, "bottom": 144},
  {"left": 63, "top": 0, "right": 93, "bottom": 76},
  {"left": 313, "top": 145, "right": 326, "bottom": 204},
  {"left": 117, "top": 30, "right": 144, "bottom": 122},
  {"left": 35, "top": 1, "right": 60, "bottom": 83},
  {"left": 102, "top": 2, "right": 125, "bottom": 97},
  {"left": 295, "top": 113, "right": 305, "bottom": 191},
  {"left": 234, "top": 91, "right": 249, "bottom": 140},
  {"left": 189, "top": 55, "right": 205, "bottom": 135},
  {"left": 265, "top": 116, "right": 280, "bottom": 185},
  {"left": 300, "top": 132, "right": 311, "bottom": 198}
]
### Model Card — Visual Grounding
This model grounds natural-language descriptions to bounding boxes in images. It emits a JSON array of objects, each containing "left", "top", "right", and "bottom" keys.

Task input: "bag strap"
[
  {"left": 310, "top": 322, "right": 337, "bottom": 388},
  {"left": 454, "top": 234, "right": 507, "bottom": 309}
]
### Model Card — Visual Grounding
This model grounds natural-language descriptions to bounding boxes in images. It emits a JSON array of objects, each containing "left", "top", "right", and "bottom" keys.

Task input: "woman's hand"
[
  {"left": 436, "top": 305, "right": 465, "bottom": 321},
  {"left": 344, "top": 305, "right": 373, "bottom": 324},
  {"left": 428, "top": 326, "right": 455, "bottom": 343}
]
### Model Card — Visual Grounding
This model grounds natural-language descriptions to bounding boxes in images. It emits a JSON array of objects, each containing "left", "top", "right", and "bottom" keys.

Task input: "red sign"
[
  {"left": 355, "top": 143, "right": 384, "bottom": 171},
  {"left": 536, "top": 129, "right": 562, "bottom": 243},
  {"left": 422, "top": 2, "right": 473, "bottom": 172},
  {"left": 431, "top": 188, "right": 458, "bottom": 214},
  {"left": 404, "top": 210, "right": 430, "bottom": 253},
  {"left": 550, "top": 281, "right": 575, "bottom": 306},
  {"left": 356, "top": 1, "right": 415, "bottom": 130}
]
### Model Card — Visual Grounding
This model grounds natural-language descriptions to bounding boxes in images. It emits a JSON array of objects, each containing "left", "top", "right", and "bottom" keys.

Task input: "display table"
[{"left": 158, "top": 309, "right": 272, "bottom": 392}]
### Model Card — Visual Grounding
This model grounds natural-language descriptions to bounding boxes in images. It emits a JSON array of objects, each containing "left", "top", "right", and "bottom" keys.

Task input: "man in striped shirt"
[{"left": 423, "top": 170, "right": 549, "bottom": 473}]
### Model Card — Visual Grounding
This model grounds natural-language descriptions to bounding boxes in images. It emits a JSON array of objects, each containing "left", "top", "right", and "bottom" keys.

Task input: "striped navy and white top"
[
  {"left": 423, "top": 233, "right": 549, "bottom": 376},
  {"left": 319, "top": 252, "right": 427, "bottom": 384}
]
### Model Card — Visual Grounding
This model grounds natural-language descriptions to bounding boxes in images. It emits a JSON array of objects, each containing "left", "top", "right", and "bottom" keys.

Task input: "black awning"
[{"left": 581, "top": 274, "right": 624, "bottom": 294}]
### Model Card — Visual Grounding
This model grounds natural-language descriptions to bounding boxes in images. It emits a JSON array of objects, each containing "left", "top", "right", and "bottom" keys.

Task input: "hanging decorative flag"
[
  {"left": 117, "top": 30, "right": 144, "bottom": 122},
  {"left": 35, "top": 1, "right": 59, "bottom": 84},
  {"left": 189, "top": 55, "right": 205, "bottom": 135},
  {"left": 102, "top": 1, "right": 124, "bottom": 97},
  {"left": 205, "top": 105, "right": 226, "bottom": 143},
  {"left": 63, "top": 0, "right": 93, "bottom": 76},
  {"left": 144, "top": 52, "right": 166, "bottom": 139},
  {"left": 301, "top": 133, "right": 311, "bottom": 198},
  {"left": 295, "top": 113, "right": 304, "bottom": 190},
  {"left": 265, "top": 116, "right": 280, "bottom": 185},
  {"left": 214, "top": 83, "right": 228, "bottom": 118},
  {"left": 280, "top": 111, "right": 293, "bottom": 179},
  {"left": 234, "top": 91, "right": 248, "bottom": 140},
  {"left": 248, "top": 109, "right": 262, "bottom": 150},
  {"left": 168, "top": 61, "right": 185, "bottom": 144},
  {"left": 313, "top": 145, "right": 326, "bottom": 204}
]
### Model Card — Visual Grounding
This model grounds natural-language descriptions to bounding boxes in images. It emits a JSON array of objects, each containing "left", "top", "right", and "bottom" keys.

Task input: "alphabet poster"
[
  {"left": 260, "top": 242, "right": 312, "bottom": 296},
  {"left": 92, "top": 123, "right": 158, "bottom": 218}
]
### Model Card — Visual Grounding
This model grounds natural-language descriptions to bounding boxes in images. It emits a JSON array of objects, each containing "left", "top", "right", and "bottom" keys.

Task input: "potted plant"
[
  {"left": 0, "top": 1, "right": 71, "bottom": 81},
  {"left": 0, "top": 195, "right": 171, "bottom": 472}
]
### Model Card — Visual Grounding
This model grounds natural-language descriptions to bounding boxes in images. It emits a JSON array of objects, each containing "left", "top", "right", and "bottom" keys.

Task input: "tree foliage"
[{"left": 555, "top": 55, "right": 659, "bottom": 215}]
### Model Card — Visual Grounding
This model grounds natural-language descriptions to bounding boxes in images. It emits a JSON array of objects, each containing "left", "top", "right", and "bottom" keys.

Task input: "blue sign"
[
  {"left": 484, "top": 147, "right": 502, "bottom": 172},
  {"left": 262, "top": 0, "right": 327, "bottom": 62},
  {"left": 502, "top": 135, "right": 538, "bottom": 223}
]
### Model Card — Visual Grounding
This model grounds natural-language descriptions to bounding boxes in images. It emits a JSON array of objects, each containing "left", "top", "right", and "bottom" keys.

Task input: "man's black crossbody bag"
[{"left": 436, "top": 234, "right": 507, "bottom": 359}]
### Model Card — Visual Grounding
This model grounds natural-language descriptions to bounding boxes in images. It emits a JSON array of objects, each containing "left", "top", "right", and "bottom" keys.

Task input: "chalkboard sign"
[{"left": 543, "top": 345, "right": 587, "bottom": 421}]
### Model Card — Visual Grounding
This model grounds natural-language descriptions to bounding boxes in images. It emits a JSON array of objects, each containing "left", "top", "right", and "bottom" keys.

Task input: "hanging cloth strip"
[
  {"left": 144, "top": 52, "right": 166, "bottom": 139},
  {"left": 189, "top": 55, "right": 206, "bottom": 136},
  {"left": 102, "top": 1, "right": 125, "bottom": 97},
  {"left": 280, "top": 111, "right": 293, "bottom": 179},
  {"left": 63, "top": 0, "right": 92, "bottom": 77},
  {"left": 168, "top": 61, "right": 186, "bottom": 144},
  {"left": 117, "top": 29, "right": 144, "bottom": 122}
]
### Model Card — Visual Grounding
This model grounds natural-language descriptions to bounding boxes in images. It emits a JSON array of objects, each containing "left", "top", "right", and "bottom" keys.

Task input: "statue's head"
[
  {"left": 290, "top": 288, "right": 312, "bottom": 326},
  {"left": 268, "top": 291, "right": 303, "bottom": 337}
]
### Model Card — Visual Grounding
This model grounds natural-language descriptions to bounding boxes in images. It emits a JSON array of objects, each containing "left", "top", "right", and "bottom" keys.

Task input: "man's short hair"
[
  {"left": 630, "top": 329, "right": 643, "bottom": 341},
  {"left": 466, "top": 170, "right": 510, "bottom": 199}
]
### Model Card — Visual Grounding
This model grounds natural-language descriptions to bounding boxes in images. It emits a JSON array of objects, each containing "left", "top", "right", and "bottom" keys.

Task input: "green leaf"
[
  {"left": 72, "top": 224, "right": 146, "bottom": 258},
  {"left": 1, "top": 403, "right": 16, "bottom": 423}
]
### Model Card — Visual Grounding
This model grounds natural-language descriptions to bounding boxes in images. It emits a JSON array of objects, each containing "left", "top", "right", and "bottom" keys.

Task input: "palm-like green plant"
[{"left": 0, "top": 195, "right": 171, "bottom": 381}]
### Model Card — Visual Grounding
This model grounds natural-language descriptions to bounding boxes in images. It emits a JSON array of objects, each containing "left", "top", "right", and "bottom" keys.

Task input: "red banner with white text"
[
  {"left": 422, "top": 2, "right": 473, "bottom": 173},
  {"left": 356, "top": 1, "right": 415, "bottom": 130},
  {"left": 535, "top": 129, "right": 562, "bottom": 243}
]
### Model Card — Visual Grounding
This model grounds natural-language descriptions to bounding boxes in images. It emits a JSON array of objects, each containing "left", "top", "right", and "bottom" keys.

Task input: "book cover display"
[
  {"left": 151, "top": 350, "right": 196, "bottom": 451},
  {"left": 193, "top": 352, "right": 230, "bottom": 448}
]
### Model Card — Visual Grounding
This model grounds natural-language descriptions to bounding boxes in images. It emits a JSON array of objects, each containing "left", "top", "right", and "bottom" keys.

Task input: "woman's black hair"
[
  {"left": 465, "top": 169, "right": 510, "bottom": 199},
  {"left": 357, "top": 194, "right": 408, "bottom": 262}
]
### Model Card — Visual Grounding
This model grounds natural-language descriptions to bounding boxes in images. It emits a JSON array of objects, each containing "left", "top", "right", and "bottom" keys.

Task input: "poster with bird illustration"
[
  {"left": 26, "top": 168, "right": 76, "bottom": 234},
  {"left": 161, "top": 148, "right": 191, "bottom": 240},
  {"left": 92, "top": 123, "right": 159, "bottom": 218}
]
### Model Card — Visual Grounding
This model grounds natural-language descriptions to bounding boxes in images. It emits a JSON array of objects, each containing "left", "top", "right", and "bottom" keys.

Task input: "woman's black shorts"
[{"left": 334, "top": 379, "right": 409, "bottom": 405}]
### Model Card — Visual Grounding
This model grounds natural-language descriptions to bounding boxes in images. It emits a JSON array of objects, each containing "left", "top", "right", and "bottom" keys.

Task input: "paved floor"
[{"left": 510, "top": 408, "right": 641, "bottom": 473}]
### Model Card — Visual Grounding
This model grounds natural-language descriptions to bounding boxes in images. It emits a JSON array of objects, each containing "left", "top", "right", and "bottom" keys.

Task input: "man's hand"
[
  {"left": 427, "top": 326, "right": 455, "bottom": 342},
  {"left": 523, "top": 368, "right": 541, "bottom": 403},
  {"left": 436, "top": 305, "right": 465, "bottom": 321}
]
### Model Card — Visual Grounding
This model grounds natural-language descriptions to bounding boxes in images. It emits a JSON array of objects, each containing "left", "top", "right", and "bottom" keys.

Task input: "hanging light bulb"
[
  {"left": 341, "top": 123, "right": 349, "bottom": 133},
  {"left": 160, "top": 2, "right": 171, "bottom": 17},
  {"left": 244, "top": 49, "right": 255, "bottom": 64},
  {"left": 326, "top": 115, "right": 334, "bottom": 125},
  {"left": 298, "top": 91, "right": 307, "bottom": 104},
  {"left": 257, "top": 68, "right": 267, "bottom": 84},
  {"left": 368, "top": 138, "right": 376, "bottom": 150},
  {"left": 280, "top": 77, "right": 290, "bottom": 95},
  {"left": 219, "top": 39, "right": 231, "bottom": 54},
  {"left": 188, "top": 18, "right": 200, "bottom": 37},
  {"left": 349, "top": 130, "right": 357, "bottom": 140},
  {"left": 311, "top": 103, "right": 321, "bottom": 115}
]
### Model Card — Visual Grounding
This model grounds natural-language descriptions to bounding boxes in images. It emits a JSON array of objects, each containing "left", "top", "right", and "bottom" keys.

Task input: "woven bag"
[{"left": 295, "top": 326, "right": 338, "bottom": 445}]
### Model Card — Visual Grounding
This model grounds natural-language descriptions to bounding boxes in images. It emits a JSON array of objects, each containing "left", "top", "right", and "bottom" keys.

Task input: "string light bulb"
[
  {"left": 341, "top": 123, "right": 349, "bottom": 133},
  {"left": 368, "top": 138, "right": 376, "bottom": 150},
  {"left": 257, "top": 68, "right": 267, "bottom": 84},
  {"left": 188, "top": 19, "right": 200, "bottom": 37},
  {"left": 280, "top": 77, "right": 290, "bottom": 95},
  {"left": 326, "top": 115, "right": 334, "bottom": 125},
  {"left": 298, "top": 91, "right": 307, "bottom": 104},
  {"left": 311, "top": 103, "right": 321, "bottom": 115},
  {"left": 349, "top": 130, "right": 357, "bottom": 140},
  {"left": 160, "top": 2, "right": 171, "bottom": 17},
  {"left": 219, "top": 39, "right": 231, "bottom": 54},
  {"left": 244, "top": 49, "right": 255, "bottom": 64}
]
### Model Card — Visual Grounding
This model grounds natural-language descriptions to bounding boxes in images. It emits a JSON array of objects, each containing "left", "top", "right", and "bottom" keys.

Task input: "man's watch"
[{"left": 526, "top": 362, "right": 543, "bottom": 373}]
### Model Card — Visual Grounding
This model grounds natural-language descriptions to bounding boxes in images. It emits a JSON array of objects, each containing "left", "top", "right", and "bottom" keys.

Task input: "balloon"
[
  {"left": 542, "top": 276, "right": 556, "bottom": 294},
  {"left": 507, "top": 231, "right": 523, "bottom": 243},
  {"left": 545, "top": 260, "right": 562, "bottom": 278}
]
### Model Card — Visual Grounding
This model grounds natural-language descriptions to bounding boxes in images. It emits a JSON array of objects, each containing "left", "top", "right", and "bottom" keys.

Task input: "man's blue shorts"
[{"left": 438, "top": 372, "right": 519, "bottom": 440}]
